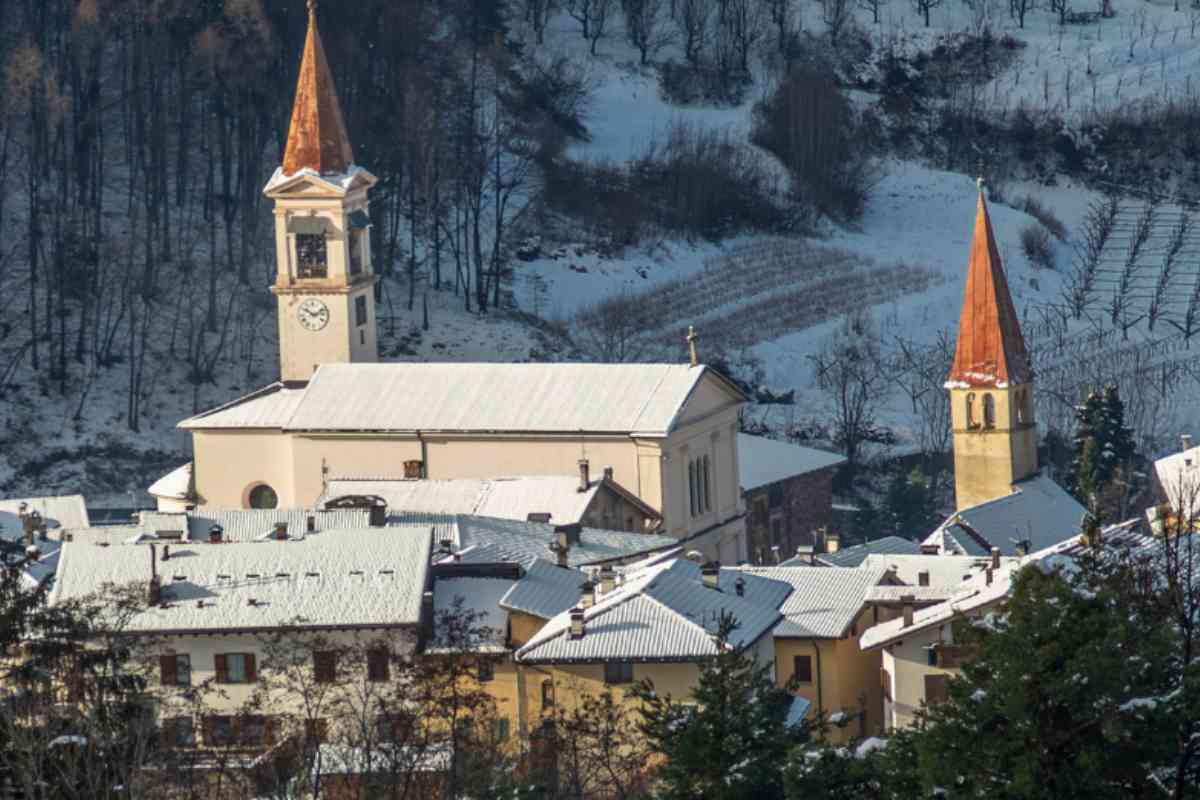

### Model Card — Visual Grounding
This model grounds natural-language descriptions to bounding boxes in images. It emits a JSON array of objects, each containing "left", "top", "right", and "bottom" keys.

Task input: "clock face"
[{"left": 297, "top": 298, "right": 330, "bottom": 331}]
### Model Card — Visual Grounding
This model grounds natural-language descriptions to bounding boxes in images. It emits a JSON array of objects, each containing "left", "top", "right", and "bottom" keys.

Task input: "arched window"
[
  {"left": 688, "top": 461, "right": 697, "bottom": 517},
  {"left": 702, "top": 455, "right": 712, "bottom": 513},
  {"left": 982, "top": 394, "right": 996, "bottom": 429},
  {"left": 966, "top": 393, "right": 977, "bottom": 429},
  {"left": 248, "top": 484, "right": 279, "bottom": 509}
]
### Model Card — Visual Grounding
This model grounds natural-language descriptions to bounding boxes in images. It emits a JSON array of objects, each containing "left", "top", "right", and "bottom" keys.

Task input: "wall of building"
[
  {"left": 881, "top": 625, "right": 957, "bottom": 730},
  {"left": 290, "top": 434, "right": 423, "bottom": 503},
  {"left": 580, "top": 485, "right": 658, "bottom": 532},
  {"left": 192, "top": 431, "right": 297, "bottom": 508},
  {"left": 745, "top": 467, "right": 837, "bottom": 565},
  {"left": 950, "top": 385, "right": 1039, "bottom": 511}
]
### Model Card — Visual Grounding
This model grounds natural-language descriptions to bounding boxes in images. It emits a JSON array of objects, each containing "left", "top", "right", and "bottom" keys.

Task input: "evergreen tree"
[
  {"left": 786, "top": 727, "right": 921, "bottom": 800},
  {"left": 630, "top": 613, "right": 806, "bottom": 800},
  {"left": 1070, "top": 385, "right": 1137, "bottom": 507}
]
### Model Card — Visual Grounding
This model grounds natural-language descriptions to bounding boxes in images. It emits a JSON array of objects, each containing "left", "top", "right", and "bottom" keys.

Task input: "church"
[{"left": 149, "top": 6, "right": 750, "bottom": 565}]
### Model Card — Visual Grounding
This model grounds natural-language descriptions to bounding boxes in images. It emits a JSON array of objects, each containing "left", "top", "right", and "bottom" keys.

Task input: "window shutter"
[
  {"left": 202, "top": 716, "right": 217, "bottom": 747},
  {"left": 265, "top": 717, "right": 278, "bottom": 747},
  {"left": 245, "top": 654, "right": 257, "bottom": 683},
  {"left": 924, "top": 674, "right": 948, "bottom": 705},
  {"left": 160, "top": 655, "right": 176, "bottom": 687},
  {"left": 159, "top": 719, "right": 175, "bottom": 749},
  {"left": 214, "top": 654, "right": 228, "bottom": 684},
  {"left": 881, "top": 668, "right": 892, "bottom": 701}
]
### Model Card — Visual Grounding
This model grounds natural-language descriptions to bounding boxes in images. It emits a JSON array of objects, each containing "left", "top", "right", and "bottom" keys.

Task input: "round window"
[{"left": 248, "top": 484, "right": 278, "bottom": 509}]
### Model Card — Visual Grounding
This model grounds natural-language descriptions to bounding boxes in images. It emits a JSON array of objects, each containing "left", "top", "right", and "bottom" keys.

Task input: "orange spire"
[
  {"left": 946, "top": 182, "right": 1031, "bottom": 388},
  {"left": 281, "top": 1, "right": 354, "bottom": 176}
]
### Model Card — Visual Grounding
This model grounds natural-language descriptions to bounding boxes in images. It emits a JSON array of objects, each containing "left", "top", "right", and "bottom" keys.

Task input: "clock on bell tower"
[{"left": 262, "top": 0, "right": 379, "bottom": 384}]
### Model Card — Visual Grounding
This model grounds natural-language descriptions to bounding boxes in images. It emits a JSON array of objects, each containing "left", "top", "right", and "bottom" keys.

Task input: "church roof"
[
  {"left": 946, "top": 189, "right": 1031, "bottom": 389},
  {"left": 281, "top": 3, "right": 354, "bottom": 176}
]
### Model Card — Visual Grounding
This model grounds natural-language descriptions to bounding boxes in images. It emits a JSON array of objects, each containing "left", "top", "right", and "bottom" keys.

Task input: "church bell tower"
[
  {"left": 945, "top": 181, "right": 1039, "bottom": 511},
  {"left": 264, "top": 0, "right": 378, "bottom": 384}
]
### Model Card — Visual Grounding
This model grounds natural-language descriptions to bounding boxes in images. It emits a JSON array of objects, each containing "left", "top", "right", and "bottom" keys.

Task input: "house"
[
  {"left": 0, "top": 495, "right": 90, "bottom": 587},
  {"left": 737, "top": 564, "right": 896, "bottom": 741},
  {"left": 860, "top": 522, "right": 1143, "bottom": 731},
  {"left": 149, "top": 5, "right": 749, "bottom": 564},
  {"left": 737, "top": 433, "right": 846, "bottom": 565},
  {"left": 1147, "top": 438, "right": 1200, "bottom": 534},
  {"left": 779, "top": 535, "right": 924, "bottom": 568},
  {"left": 319, "top": 470, "right": 662, "bottom": 532}
]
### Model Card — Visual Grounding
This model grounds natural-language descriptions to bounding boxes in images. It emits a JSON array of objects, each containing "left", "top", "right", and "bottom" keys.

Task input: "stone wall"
[{"left": 744, "top": 467, "right": 836, "bottom": 565}]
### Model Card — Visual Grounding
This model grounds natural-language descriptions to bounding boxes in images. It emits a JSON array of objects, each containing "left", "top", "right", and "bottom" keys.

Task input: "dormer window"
[{"left": 296, "top": 233, "right": 328, "bottom": 279}]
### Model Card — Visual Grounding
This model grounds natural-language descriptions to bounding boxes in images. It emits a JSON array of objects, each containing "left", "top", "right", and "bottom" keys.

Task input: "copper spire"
[
  {"left": 281, "top": 0, "right": 354, "bottom": 175},
  {"left": 946, "top": 183, "right": 1032, "bottom": 388}
]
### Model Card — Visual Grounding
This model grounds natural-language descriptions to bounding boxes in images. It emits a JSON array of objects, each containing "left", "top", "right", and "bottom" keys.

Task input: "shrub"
[
  {"left": 657, "top": 61, "right": 751, "bottom": 107},
  {"left": 752, "top": 69, "right": 879, "bottom": 221},
  {"left": 1020, "top": 223, "right": 1054, "bottom": 270},
  {"left": 1021, "top": 195, "right": 1067, "bottom": 241}
]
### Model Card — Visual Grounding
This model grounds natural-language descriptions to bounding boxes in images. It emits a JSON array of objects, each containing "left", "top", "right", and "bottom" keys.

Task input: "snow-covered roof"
[
  {"left": 438, "top": 515, "right": 677, "bottom": 568},
  {"left": 736, "top": 434, "right": 846, "bottom": 491},
  {"left": 1153, "top": 445, "right": 1200, "bottom": 520},
  {"left": 148, "top": 463, "right": 192, "bottom": 501},
  {"left": 814, "top": 536, "right": 923, "bottom": 567},
  {"left": 860, "top": 553, "right": 1015, "bottom": 587},
  {"left": 924, "top": 474, "right": 1086, "bottom": 556},
  {"left": 0, "top": 495, "right": 90, "bottom": 531},
  {"left": 136, "top": 508, "right": 375, "bottom": 543},
  {"left": 737, "top": 565, "right": 889, "bottom": 638},
  {"left": 864, "top": 584, "right": 963, "bottom": 604},
  {"left": 184, "top": 363, "right": 740, "bottom": 436},
  {"left": 499, "top": 559, "right": 589, "bottom": 620},
  {"left": 433, "top": 576, "right": 514, "bottom": 652},
  {"left": 860, "top": 522, "right": 1142, "bottom": 650},
  {"left": 178, "top": 383, "right": 307, "bottom": 430},
  {"left": 516, "top": 560, "right": 789, "bottom": 663},
  {"left": 48, "top": 529, "right": 432, "bottom": 634},
  {"left": 321, "top": 476, "right": 608, "bottom": 526}
]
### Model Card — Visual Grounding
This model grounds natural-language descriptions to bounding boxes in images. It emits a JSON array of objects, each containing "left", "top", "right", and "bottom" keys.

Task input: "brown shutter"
[
  {"left": 924, "top": 674, "right": 948, "bottom": 705},
  {"left": 264, "top": 717, "right": 278, "bottom": 747},
  {"left": 160, "top": 655, "right": 176, "bottom": 686},
  {"left": 202, "top": 716, "right": 217, "bottom": 747},
  {"left": 881, "top": 668, "right": 892, "bottom": 701},
  {"left": 314, "top": 651, "right": 337, "bottom": 683},
  {"left": 214, "top": 654, "right": 228, "bottom": 683},
  {"left": 245, "top": 654, "right": 257, "bottom": 683}
]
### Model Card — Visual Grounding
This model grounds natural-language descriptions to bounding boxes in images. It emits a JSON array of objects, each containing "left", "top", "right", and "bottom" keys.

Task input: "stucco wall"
[
  {"left": 949, "top": 385, "right": 1039, "bottom": 511},
  {"left": 881, "top": 625, "right": 958, "bottom": 730},
  {"left": 192, "top": 431, "right": 297, "bottom": 508}
]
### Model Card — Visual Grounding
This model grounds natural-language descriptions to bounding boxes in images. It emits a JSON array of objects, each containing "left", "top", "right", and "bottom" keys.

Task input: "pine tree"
[
  {"left": 1070, "top": 384, "right": 1137, "bottom": 507},
  {"left": 630, "top": 613, "right": 806, "bottom": 800}
]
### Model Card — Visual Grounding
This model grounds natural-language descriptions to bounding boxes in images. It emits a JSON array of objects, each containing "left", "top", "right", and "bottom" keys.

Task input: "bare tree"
[
  {"left": 625, "top": 0, "right": 675, "bottom": 63},
  {"left": 809, "top": 310, "right": 889, "bottom": 471},
  {"left": 821, "top": 0, "right": 854, "bottom": 45},
  {"left": 589, "top": 0, "right": 619, "bottom": 53},
  {"left": 677, "top": 0, "right": 714, "bottom": 64},
  {"left": 858, "top": 0, "right": 888, "bottom": 24},
  {"left": 912, "top": 0, "right": 945, "bottom": 26}
]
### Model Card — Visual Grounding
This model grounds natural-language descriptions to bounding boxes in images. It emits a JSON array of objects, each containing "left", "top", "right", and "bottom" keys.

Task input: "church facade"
[{"left": 159, "top": 10, "right": 749, "bottom": 563}]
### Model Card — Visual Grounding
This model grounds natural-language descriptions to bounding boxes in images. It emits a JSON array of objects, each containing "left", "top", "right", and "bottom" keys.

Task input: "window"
[
  {"left": 688, "top": 461, "right": 697, "bottom": 516},
  {"left": 376, "top": 713, "right": 412, "bottom": 742},
  {"left": 215, "top": 653, "right": 256, "bottom": 684},
  {"left": 541, "top": 679, "right": 555, "bottom": 709},
  {"left": 702, "top": 455, "right": 712, "bottom": 512},
  {"left": 296, "top": 233, "right": 328, "bottom": 279},
  {"left": 477, "top": 657, "right": 495, "bottom": 683},
  {"left": 367, "top": 649, "right": 390, "bottom": 682},
  {"left": 770, "top": 517, "right": 783, "bottom": 546},
  {"left": 793, "top": 655, "right": 813, "bottom": 684},
  {"left": 881, "top": 668, "right": 892, "bottom": 702},
  {"left": 604, "top": 661, "right": 634, "bottom": 685},
  {"left": 982, "top": 394, "right": 996, "bottom": 429},
  {"left": 240, "top": 715, "right": 273, "bottom": 746},
  {"left": 204, "top": 716, "right": 236, "bottom": 748},
  {"left": 924, "top": 674, "right": 949, "bottom": 705},
  {"left": 160, "top": 716, "right": 195, "bottom": 749},
  {"left": 355, "top": 294, "right": 368, "bottom": 327},
  {"left": 313, "top": 651, "right": 338, "bottom": 684},
  {"left": 247, "top": 484, "right": 278, "bottom": 510},
  {"left": 966, "top": 393, "right": 977, "bottom": 429},
  {"left": 160, "top": 654, "right": 191, "bottom": 687},
  {"left": 349, "top": 231, "right": 365, "bottom": 277},
  {"left": 492, "top": 718, "right": 511, "bottom": 742},
  {"left": 767, "top": 483, "right": 784, "bottom": 508},
  {"left": 918, "top": 571, "right": 930, "bottom": 587}
]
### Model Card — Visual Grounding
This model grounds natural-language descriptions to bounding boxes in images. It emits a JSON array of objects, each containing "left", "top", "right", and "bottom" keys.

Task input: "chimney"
[
  {"left": 686, "top": 549, "right": 704, "bottom": 563},
  {"left": 274, "top": 521, "right": 289, "bottom": 541},
  {"left": 599, "top": 565, "right": 616, "bottom": 594},
  {"left": 307, "top": 514, "right": 316, "bottom": 533},
  {"left": 148, "top": 545, "right": 162, "bottom": 606},
  {"left": 735, "top": 576, "right": 745, "bottom": 597},
  {"left": 901, "top": 594, "right": 914, "bottom": 627},
  {"left": 603, "top": 466, "right": 614, "bottom": 481},
  {"left": 920, "top": 543, "right": 940, "bottom": 555},
  {"left": 550, "top": 540, "right": 570, "bottom": 569},
  {"left": 796, "top": 545, "right": 815, "bottom": 566},
  {"left": 162, "top": 545, "right": 171, "bottom": 562},
  {"left": 420, "top": 590, "right": 435, "bottom": 644},
  {"left": 569, "top": 607, "right": 585, "bottom": 639},
  {"left": 209, "top": 525, "right": 224, "bottom": 544},
  {"left": 918, "top": 571, "right": 930, "bottom": 587},
  {"left": 825, "top": 530, "right": 840, "bottom": 554},
  {"left": 701, "top": 561, "right": 721, "bottom": 590},
  {"left": 25, "top": 544, "right": 40, "bottom": 561},
  {"left": 986, "top": 566, "right": 994, "bottom": 585},
  {"left": 990, "top": 547, "right": 1000, "bottom": 570},
  {"left": 369, "top": 499, "right": 387, "bottom": 527},
  {"left": 526, "top": 512, "right": 551, "bottom": 523},
  {"left": 578, "top": 459, "right": 590, "bottom": 492},
  {"left": 1015, "top": 540, "right": 1030, "bottom": 558},
  {"left": 555, "top": 523, "right": 582, "bottom": 547},
  {"left": 438, "top": 538, "right": 453, "bottom": 559},
  {"left": 579, "top": 581, "right": 596, "bottom": 608},
  {"left": 1183, "top": 433, "right": 1194, "bottom": 453}
]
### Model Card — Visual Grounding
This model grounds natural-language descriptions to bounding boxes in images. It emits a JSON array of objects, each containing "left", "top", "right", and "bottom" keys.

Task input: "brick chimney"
[
  {"left": 577, "top": 459, "right": 590, "bottom": 492},
  {"left": 368, "top": 498, "right": 387, "bottom": 527},
  {"left": 274, "top": 522, "right": 289, "bottom": 541},
  {"left": 603, "top": 466, "right": 614, "bottom": 481},
  {"left": 901, "top": 594, "right": 914, "bottom": 627},
  {"left": 549, "top": 539, "right": 570, "bottom": 568},
  {"left": 307, "top": 514, "right": 317, "bottom": 533},
  {"left": 569, "top": 607, "right": 585, "bottom": 639},
  {"left": 579, "top": 581, "right": 596, "bottom": 608},
  {"left": 209, "top": 525, "right": 224, "bottom": 544}
]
